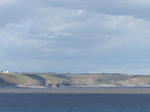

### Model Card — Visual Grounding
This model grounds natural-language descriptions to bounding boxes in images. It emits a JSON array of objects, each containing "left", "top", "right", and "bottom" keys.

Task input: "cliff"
[{"left": 0, "top": 73, "right": 150, "bottom": 87}]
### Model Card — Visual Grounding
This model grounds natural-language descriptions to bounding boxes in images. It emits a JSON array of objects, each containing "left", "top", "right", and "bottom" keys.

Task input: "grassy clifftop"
[
  {"left": 0, "top": 73, "right": 36, "bottom": 86},
  {"left": 0, "top": 73, "right": 150, "bottom": 87}
]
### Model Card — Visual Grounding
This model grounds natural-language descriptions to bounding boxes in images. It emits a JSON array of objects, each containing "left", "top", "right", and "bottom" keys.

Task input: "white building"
[{"left": 1, "top": 70, "right": 9, "bottom": 73}]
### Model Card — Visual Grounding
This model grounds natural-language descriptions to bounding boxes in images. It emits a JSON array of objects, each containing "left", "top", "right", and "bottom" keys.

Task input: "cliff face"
[
  {"left": 44, "top": 78, "right": 96, "bottom": 87},
  {"left": 0, "top": 73, "right": 150, "bottom": 87},
  {"left": 111, "top": 77, "right": 150, "bottom": 86}
]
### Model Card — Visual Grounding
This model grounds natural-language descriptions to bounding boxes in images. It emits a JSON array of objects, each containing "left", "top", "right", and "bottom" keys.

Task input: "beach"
[{"left": 0, "top": 87, "right": 150, "bottom": 94}]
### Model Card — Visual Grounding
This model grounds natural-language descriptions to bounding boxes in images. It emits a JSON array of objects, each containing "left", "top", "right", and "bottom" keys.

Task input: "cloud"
[
  {"left": 0, "top": 0, "right": 150, "bottom": 74},
  {"left": 41, "top": 0, "right": 150, "bottom": 20},
  {"left": 0, "top": 0, "right": 18, "bottom": 6}
]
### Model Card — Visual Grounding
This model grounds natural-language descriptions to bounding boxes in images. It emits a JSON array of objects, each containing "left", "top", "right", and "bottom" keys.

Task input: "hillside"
[{"left": 0, "top": 73, "right": 150, "bottom": 87}]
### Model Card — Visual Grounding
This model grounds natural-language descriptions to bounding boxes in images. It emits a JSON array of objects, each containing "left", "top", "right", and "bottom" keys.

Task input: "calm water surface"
[{"left": 0, "top": 93, "right": 150, "bottom": 112}]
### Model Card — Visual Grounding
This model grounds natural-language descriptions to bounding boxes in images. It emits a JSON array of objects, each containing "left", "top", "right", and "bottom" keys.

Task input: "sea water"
[{"left": 0, "top": 93, "right": 149, "bottom": 112}]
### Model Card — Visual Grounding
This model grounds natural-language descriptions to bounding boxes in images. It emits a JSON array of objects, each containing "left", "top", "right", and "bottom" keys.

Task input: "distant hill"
[{"left": 0, "top": 73, "right": 150, "bottom": 87}]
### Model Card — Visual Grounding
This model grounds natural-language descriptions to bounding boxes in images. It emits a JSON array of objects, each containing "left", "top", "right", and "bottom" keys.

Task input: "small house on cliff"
[{"left": 1, "top": 70, "right": 9, "bottom": 73}]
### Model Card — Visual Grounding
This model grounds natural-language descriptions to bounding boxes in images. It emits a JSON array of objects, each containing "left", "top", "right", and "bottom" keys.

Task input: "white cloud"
[
  {"left": 0, "top": 0, "right": 18, "bottom": 6},
  {"left": 1, "top": 0, "right": 150, "bottom": 73}
]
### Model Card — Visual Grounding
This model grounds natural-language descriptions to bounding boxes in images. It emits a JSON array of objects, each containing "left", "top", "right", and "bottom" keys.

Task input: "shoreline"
[{"left": 0, "top": 87, "right": 150, "bottom": 94}]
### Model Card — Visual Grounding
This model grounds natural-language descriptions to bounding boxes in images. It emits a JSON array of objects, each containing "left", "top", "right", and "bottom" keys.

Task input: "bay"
[{"left": 0, "top": 93, "right": 149, "bottom": 112}]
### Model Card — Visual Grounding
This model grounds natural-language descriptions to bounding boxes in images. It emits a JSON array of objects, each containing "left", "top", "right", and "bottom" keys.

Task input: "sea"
[{"left": 0, "top": 93, "right": 150, "bottom": 112}]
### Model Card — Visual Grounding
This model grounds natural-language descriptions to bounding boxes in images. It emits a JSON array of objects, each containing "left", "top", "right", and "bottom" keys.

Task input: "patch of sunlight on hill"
[
  {"left": 39, "top": 75, "right": 65, "bottom": 82},
  {"left": 0, "top": 73, "right": 35, "bottom": 85}
]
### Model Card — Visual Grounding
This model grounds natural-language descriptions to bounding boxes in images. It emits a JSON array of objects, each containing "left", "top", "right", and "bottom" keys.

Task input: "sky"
[{"left": 1, "top": 0, "right": 150, "bottom": 74}]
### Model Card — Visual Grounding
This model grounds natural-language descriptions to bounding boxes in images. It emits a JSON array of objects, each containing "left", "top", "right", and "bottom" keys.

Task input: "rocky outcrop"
[
  {"left": 21, "top": 75, "right": 150, "bottom": 87},
  {"left": 111, "top": 78, "right": 150, "bottom": 86},
  {"left": 45, "top": 78, "right": 96, "bottom": 87},
  {"left": 69, "top": 78, "right": 96, "bottom": 87}
]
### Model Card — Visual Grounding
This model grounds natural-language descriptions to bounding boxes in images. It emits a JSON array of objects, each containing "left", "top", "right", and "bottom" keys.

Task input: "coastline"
[{"left": 0, "top": 87, "right": 150, "bottom": 94}]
